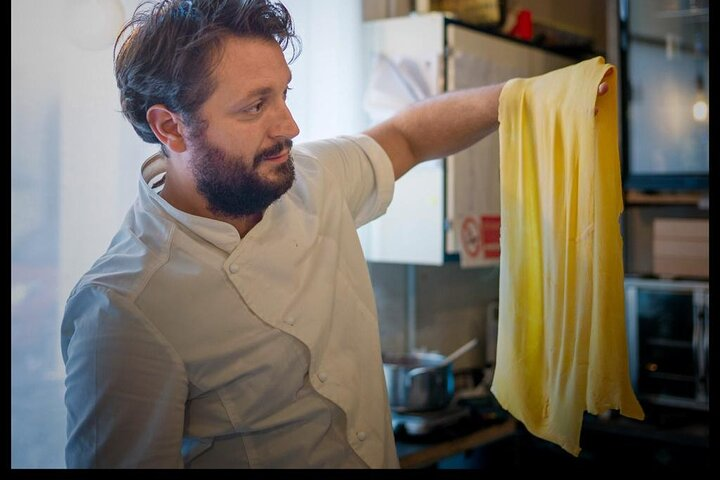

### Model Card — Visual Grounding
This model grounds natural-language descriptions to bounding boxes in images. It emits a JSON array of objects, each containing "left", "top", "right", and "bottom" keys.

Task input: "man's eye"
[{"left": 246, "top": 102, "right": 264, "bottom": 114}]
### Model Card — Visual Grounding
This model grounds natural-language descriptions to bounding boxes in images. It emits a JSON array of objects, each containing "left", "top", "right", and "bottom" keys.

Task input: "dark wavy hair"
[{"left": 113, "top": 0, "right": 300, "bottom": 148}]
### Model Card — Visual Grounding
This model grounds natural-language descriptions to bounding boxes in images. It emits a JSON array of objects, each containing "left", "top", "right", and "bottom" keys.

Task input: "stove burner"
[
  {"left": 391, "top": 393, "right": 510, "bottom": 442},
  {"left": 392, "top": 404, "right": 472, "bottom": 436}
]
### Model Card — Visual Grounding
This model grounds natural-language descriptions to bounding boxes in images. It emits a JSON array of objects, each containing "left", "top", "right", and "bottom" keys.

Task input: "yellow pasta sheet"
[{"left": 492, "top": 57, "right": 644, "bottom": 456}]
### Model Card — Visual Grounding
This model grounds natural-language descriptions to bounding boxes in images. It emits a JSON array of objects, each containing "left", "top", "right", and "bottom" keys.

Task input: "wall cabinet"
[
  {"left": 619, "top": 0, "right": 709, "bottom": 191},
  {"left": 357, "top": 13, "right": 576, "bottom": 265}
]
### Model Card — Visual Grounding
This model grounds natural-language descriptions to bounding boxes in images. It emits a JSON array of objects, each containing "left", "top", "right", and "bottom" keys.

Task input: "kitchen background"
[{"left": 11, "top": 0, "right": 710, "bottom": 470}]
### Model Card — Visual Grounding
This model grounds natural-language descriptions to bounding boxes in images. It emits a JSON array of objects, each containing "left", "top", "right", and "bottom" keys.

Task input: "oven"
[{"left": 624, "top": 277, "right": 709, "bottom": 411}]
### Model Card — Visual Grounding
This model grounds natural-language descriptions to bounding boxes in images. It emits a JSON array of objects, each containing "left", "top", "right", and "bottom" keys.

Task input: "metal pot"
[{"left": 382, "top": 351, "right": 455, "bottom": 412}]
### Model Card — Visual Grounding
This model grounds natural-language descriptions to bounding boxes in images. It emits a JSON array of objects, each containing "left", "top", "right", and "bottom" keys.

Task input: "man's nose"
[{"left": 272, "top": 102, "right": 300, "bottom": 140}]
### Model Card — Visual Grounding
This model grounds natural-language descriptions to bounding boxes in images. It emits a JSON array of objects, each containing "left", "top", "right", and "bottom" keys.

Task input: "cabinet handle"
[
  {"left": 692, "top": 303, "right": 702, "bottom": 373},
  {"left": 693, "top": 293, "right": 707, "bottom": 400},
  {"left": 704, "top": 297, "right": 709, "bottom": 398},
  {"left": 703, "top": 298, "right": 709, "bottom": 363}
]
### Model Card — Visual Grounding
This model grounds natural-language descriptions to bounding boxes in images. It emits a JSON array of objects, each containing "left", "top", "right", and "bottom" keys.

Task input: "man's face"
[
  {"left": 185, "top": 36, "right": 300, "bottom": 218},
  {"left": 186, "top": 122, "right": 295, "bottom": 218}
]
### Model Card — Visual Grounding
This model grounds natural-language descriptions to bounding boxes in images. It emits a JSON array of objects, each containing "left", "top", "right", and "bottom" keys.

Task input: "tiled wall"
[{"left": 369, "top": 261, "right": 500, "bottom": 370}]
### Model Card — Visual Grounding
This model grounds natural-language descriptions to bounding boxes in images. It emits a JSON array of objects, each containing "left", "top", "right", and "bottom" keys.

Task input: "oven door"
[{"left": 625, "top": 278, "right": 709, "bottom": 411}]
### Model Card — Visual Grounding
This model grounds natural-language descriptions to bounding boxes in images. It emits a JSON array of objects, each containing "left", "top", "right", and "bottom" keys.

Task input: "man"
[{"left": 61, "top": 0, "right": 611, "bottom": 469}]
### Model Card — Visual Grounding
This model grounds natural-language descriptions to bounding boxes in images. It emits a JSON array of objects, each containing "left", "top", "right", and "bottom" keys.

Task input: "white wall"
[
  {"left": 283, "top": 0, "right": 365, "bottom": 143},
  {"left": 58, "top": 1, "right": 159, "bottom": 309}
]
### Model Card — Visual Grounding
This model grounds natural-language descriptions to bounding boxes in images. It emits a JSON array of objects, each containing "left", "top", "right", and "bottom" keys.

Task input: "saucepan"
[{"left": 382, "top": 338, "right": 479, "bottom": 412}]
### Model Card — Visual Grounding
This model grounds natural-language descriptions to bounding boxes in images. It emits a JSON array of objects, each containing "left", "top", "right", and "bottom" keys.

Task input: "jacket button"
[
  {"left": 229, "top": 263, "right": 239, "bottom": 274},
  {"left": 318, "top": 372, "right": 328, "bottom": 383},
  {"left": 285, "top": 317, "right": 296, "bottom": 326},
  {"left": 356, "top": 431, "right": 366, "bottom": 441}
]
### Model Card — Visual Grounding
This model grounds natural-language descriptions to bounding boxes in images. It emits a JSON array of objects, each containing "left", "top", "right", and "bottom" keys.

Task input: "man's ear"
[{"left": 147, "top": 105, "right": 188, "bottom": 153}]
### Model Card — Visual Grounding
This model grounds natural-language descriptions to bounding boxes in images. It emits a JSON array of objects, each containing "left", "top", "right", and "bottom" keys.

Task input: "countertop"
[
  {"left": 395, "top": 416, "right": 518, "bottom": 468},
  {"left": 393, "top": 405, "right": 710, "bottom": 469}
]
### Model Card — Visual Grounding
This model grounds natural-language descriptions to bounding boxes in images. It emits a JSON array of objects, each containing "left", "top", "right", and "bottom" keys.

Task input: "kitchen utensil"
[
  {"left": 383, "top": 351, "right": 453, "bottom": 412},
  {"left": 382, "top": 338, "right": 480, "bottom": 412},
  {"left": 436, "top": 338, "right": 479, "bottom": 368}
]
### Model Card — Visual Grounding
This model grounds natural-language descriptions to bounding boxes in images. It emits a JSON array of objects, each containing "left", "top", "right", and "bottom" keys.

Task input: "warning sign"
[
  {"left": 455, "top": 214, "right": 501, "bottom": 268},
  {"left": 461, "top": 216, "right": 481, "bottom": 258},
  {"left": 481, "top": 215, "right": 500, "bottom": 259}
]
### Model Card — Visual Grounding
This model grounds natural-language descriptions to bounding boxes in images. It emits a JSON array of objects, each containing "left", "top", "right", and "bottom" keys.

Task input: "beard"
[{"left": 188, "top": 133, "right": 295, "bottom": 218}]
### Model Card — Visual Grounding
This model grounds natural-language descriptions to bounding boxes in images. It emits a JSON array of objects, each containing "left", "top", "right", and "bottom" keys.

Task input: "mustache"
[{"left": 254, "top": 138, "right": 294, "bottom": 167}]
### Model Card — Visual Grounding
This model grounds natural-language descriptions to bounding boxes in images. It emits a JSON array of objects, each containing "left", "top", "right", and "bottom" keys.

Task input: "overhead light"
[
  {"left": 692, "top": 75, "right": 708, "bottom": 123},
  {"left": 692, "top": 97, "right": 708, "bottom": 122}
]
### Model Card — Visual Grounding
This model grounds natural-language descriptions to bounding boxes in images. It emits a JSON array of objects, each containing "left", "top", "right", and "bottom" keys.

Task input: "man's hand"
[{"left": 594, "top": 66, "right": 614, "bottom": 116}]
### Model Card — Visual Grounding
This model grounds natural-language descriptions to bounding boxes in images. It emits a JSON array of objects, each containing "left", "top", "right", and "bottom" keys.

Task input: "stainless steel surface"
[{"left": 383, "top": 351, "right": 455, "bottom": 412}]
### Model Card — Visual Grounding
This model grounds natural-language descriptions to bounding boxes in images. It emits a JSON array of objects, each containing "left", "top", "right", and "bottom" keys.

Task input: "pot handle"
[{"left": 404, "top": 366, "right": 432, "bottom": 388}]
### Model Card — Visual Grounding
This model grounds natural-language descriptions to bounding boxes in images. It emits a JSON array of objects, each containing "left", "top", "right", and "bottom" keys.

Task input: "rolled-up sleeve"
[
  {"left": 296, "top": 134, "right": 395, "bottom": 228},
  {"left": 61, "top": 285, "right": 188, "bottom": 468}
]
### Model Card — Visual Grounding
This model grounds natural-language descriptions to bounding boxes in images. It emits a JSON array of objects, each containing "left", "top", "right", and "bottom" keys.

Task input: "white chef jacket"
[{"left": 61, "top": 134, "right": 400, "bottom": 469}]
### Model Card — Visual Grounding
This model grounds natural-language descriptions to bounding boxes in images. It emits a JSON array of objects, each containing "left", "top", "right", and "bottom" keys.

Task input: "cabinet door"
[
  {"left": 444, "top": 26, "right": 575, "bottom": 259},
  {"left": 445, "top": 25, "right": 532, "bottom": 260},
  {"left": 358, "top": 15, "right": 577, "bottom": 265},
  {"left": 358, "top": 13, "right": 447, "bottom": 265},
  {"left": 527, "top": 44, "right": 578, "bottom": 77},
  {"left": 622, "top": 0, "right": 708, "bottom": 190},
  {"left": 636, "top": 287, "right": 696, "bottom": 400}
]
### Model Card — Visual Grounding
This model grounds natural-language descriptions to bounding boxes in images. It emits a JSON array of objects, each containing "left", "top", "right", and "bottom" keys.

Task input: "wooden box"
[{"left": 652, "top": 218, "right": 709, "bottom": 279}]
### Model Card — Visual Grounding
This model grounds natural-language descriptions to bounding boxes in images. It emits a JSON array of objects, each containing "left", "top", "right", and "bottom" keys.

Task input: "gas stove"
[
  {"left": 391, "top": 393, "right": 509, "bottom": 441},
  {"left": 391, "top": 403, "right": 472, "bottom": 436}
]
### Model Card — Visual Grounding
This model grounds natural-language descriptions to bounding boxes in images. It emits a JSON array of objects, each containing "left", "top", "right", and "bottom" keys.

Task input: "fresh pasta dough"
[{"left": 491, "top": 57, "right": 644, "bottom": 456}]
